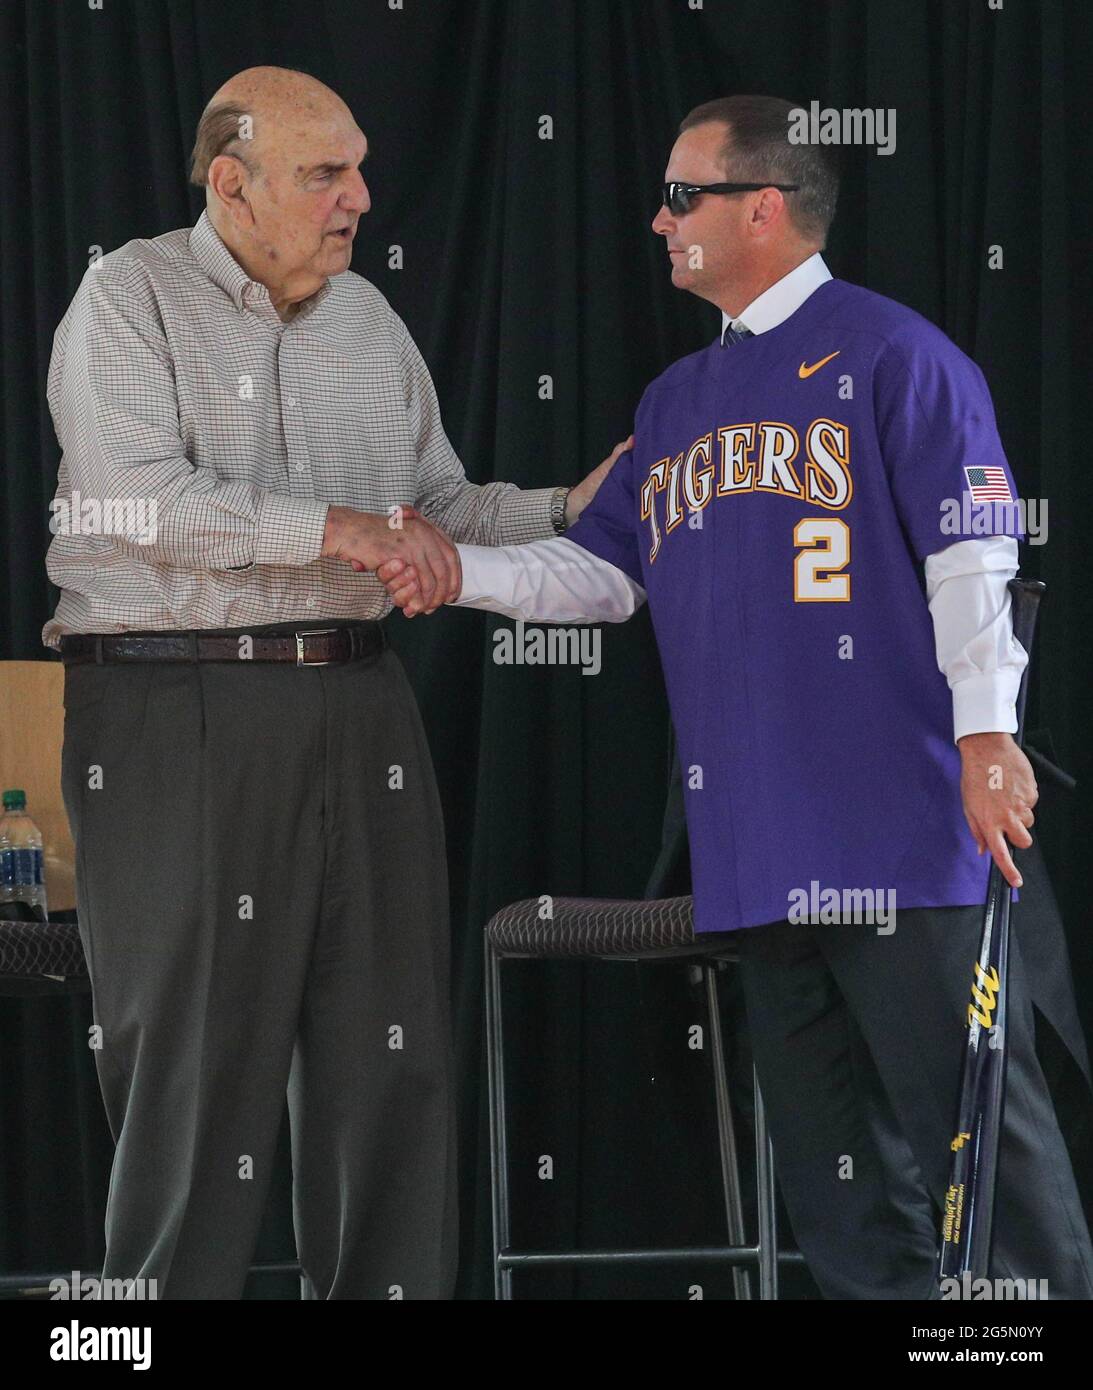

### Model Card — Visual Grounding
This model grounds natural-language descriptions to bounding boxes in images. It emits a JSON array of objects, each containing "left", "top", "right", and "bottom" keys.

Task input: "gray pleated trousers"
[{"left": 60, "top": 627, "right": 458, "bottom": 1299}]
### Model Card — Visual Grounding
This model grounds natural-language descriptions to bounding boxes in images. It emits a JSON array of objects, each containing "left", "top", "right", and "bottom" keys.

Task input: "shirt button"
[
  {"left": 305, "top": 596, "right": 315, "bottom": 608},
  {"left": 295, "top": 463, "right": 306, "bottom": 473},
  {"left": 286, "top": 396, "right": 297, "bottom": 408}
]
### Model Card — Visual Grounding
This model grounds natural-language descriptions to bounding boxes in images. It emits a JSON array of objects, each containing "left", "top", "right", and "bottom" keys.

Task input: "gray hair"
[{"left": 189, "top": 102, "right": 260, "bottom": 187}]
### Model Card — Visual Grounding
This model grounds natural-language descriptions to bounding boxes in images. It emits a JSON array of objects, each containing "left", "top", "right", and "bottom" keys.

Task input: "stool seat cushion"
[
  {"left": 484, "top": 894, "right": 738, "bottom": 959},
  {"left": 0, "top": 918, "right": 89, "bottom": 993}
]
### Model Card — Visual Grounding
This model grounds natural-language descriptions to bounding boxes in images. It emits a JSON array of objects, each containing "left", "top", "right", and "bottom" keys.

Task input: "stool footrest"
[{"left": 498, "top": 1245, "right": 804, "bottom": 1269}]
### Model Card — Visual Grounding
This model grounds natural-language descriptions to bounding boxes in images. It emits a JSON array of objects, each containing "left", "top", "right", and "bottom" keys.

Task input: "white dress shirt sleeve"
[
  {"left": 924, "top": 536, "right": 1028, "bottom": 743},
  {"left": 449, "top": 537, "right": 647, "bottom": 623}
]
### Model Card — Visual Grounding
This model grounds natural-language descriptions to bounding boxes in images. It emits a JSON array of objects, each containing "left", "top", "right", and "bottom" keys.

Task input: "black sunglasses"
[{"left": 660, "top": 180, "right": 800, "bottom": 216}]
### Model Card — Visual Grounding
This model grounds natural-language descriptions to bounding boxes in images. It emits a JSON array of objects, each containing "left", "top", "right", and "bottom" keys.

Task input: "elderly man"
[
  {"left": 43, "top": 65, "right": 623, "bottom": 1300},
  {"left": 380, "top": 95, "right": 1093, "bottom": 1300}
]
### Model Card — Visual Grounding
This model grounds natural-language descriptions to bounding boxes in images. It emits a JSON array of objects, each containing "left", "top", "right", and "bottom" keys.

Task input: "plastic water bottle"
[
  {"left": 0, "top": 789, "right": 48, "bottom": 919},
  {"left": 0, "top": 821, "right": 11, "bottom": 905}
]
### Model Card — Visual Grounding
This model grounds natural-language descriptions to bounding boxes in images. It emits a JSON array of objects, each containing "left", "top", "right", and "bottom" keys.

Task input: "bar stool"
[
  {"left": 484, "top": 892, "right": 801, "bottom": 1299},
  {"left": 0, "top": 913, "right": 304, "bottom": 1297}
]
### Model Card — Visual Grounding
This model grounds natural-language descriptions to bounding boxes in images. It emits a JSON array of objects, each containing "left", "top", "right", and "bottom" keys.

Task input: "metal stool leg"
[
  {"left": 704, "top": 962, "right": 752, "bottom": 1300},
  {"left": 485, "top": 940, "right": 513, "bottom": 1299},
  {"left": 754, "top": 1064, "right": 778, "bottom": 1300}
]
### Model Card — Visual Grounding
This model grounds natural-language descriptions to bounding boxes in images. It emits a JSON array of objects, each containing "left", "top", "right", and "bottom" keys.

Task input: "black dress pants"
[{"left": 734, "top": 906, "right": 1093, "bottom": 1299}]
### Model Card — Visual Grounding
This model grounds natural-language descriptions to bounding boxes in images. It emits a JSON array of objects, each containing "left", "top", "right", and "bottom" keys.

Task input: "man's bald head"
[
  {"left": 189, "top": 66, "right": 351, "bottom": 186},
  {"left": 189, "top": 66, "right": 370, "bottom": 319}
]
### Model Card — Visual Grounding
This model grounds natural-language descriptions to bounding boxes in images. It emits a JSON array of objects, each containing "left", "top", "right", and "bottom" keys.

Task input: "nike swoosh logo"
[{"left": 798, "top": 351, "right": 841, "bottom": 379}]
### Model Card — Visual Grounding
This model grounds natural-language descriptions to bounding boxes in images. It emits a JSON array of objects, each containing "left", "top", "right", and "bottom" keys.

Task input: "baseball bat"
[{"left": 936, "top": 576, "right": 1046, "bottom": 1284}]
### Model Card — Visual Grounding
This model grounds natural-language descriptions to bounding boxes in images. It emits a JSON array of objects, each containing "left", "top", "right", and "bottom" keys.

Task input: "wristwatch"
[{"left": 550, "top": 486, "right": 571, "bottom": 534}]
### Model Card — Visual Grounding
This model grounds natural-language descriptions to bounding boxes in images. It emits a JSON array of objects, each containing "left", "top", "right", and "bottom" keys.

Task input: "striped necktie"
[{"left": 722, "top": 321, "right": 754, "bottom": 348}]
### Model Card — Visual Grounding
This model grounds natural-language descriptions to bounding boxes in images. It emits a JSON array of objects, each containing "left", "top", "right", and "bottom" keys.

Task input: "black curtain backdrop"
[{"left": 1, "top": 0, "right": 1090, "bottom": 1300}]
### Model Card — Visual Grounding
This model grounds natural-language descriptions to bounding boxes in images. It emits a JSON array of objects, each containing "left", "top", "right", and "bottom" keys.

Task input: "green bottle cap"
[{"left": 2, "top": 790, "right": 26, "bottom": 811}]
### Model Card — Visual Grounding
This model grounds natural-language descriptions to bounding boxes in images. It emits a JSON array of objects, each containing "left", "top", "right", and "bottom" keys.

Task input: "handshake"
[
  {"left": 320, "top": 435, "right": 634, "bottom": 619},
  {"left": 321, "top": 503, "right": 461, "bottom": 618}
]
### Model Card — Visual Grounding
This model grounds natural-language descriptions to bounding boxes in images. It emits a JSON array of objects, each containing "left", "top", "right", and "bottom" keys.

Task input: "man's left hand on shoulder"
[
  {"left": 564, "top": 434, "right": 634, "bottom": 526},
  {"left": 958, "top": 730, "right": 1038, "bottom": 889}
]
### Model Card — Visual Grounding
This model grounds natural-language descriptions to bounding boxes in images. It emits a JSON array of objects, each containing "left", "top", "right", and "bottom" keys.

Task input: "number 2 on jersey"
[{"left": 794, "top": 517, "right": 850, "bottom": 601}]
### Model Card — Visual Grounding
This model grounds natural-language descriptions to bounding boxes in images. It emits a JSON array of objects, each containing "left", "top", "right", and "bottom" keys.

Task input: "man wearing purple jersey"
[{"left": 379, "top": 96, "right": 1093, "bottom": 1299}]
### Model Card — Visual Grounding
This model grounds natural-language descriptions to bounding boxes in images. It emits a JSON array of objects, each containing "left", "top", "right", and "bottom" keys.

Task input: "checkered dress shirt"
[{"left": 41, "top": 210, "right": 557, "bottom": 647}]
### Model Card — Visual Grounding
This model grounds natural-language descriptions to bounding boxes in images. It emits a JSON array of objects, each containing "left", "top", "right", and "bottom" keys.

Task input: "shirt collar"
[
  {"left": 720, "top": 251, "right": 832, "bottom": 344},
  {"left": 189, "top": 209, "right": 332, "bottom": 320}
]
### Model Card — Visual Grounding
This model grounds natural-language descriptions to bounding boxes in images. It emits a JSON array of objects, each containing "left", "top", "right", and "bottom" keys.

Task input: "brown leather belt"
[{"left": 59, "top": 622, "right": 386, "bottom": 666}]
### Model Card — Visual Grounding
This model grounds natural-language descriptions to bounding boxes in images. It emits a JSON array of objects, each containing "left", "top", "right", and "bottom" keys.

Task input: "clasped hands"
[
  {"left": 323, "top": 435, "right": 635, "bottom": 617},
  {"left": 322, "top": 503, "right": 460, "bottom": 616}
]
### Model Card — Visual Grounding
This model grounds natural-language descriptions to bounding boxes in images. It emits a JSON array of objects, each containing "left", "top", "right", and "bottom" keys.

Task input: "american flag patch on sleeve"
[{"left": 964, "top": 466, "right": 1013, "bottom": 503}]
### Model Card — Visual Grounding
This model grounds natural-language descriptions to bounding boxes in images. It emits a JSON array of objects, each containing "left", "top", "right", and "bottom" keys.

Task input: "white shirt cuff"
[{"left": 951, "top": 669, "right": 1024, "bottom": 743}]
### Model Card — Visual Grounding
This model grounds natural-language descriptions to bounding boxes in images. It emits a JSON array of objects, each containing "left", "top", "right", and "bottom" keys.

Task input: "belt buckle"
[{"left": 295, "top": 627, "right": 341, "bottom": 666}]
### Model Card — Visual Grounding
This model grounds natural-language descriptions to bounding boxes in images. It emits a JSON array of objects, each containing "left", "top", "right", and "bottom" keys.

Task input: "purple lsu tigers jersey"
[{"left": 565, "top": 277, "right": 1023, "bottom": 934}]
